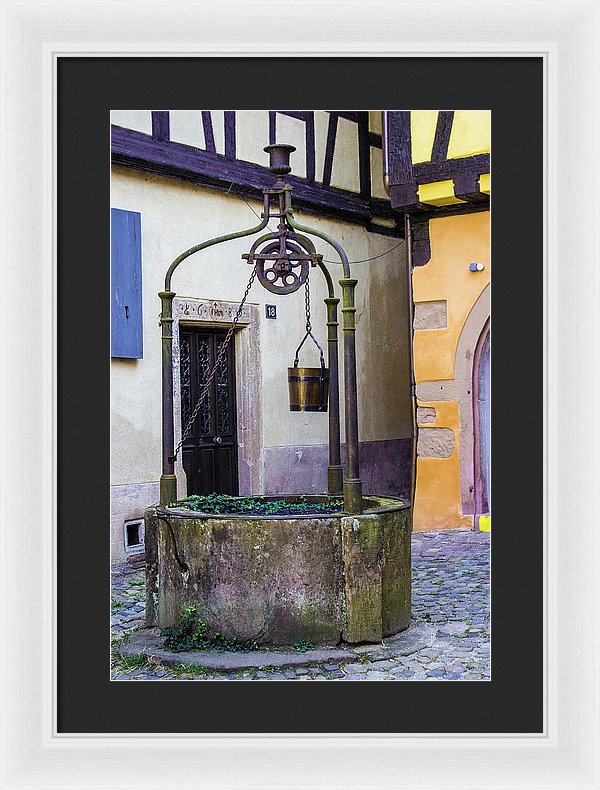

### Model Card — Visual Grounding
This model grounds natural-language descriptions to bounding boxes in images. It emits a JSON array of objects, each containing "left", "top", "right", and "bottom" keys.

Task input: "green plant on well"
[
  {"left": 161, "top": 604, "right": 260, "bottom": 653},
  {"left": 168, "top": 493, "right": 344, "bottom": 517},
  {"left": 292, "top": 640, "right": 314, "bottom": 653}
]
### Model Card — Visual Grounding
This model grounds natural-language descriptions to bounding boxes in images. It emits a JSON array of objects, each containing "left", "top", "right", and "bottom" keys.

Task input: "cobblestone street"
[{"left": 111, "top": 529, "right": 490, "bottom": 681}]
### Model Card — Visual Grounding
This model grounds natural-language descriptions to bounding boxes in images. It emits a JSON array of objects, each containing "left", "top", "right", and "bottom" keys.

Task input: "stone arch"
[{"left": 454, "top": 283, "right": 490, "bottom": 516}]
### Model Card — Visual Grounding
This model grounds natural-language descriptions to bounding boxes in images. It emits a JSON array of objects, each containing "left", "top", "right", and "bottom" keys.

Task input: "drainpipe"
[
  {"left": 382, "top": 111, "right": 390, "bottom": 195},
  {"left": 405, "top": 214, "right": 418, "bottom": 509},
  {"left": 382, "top": 110, "right": 418, "bottom": 508}
]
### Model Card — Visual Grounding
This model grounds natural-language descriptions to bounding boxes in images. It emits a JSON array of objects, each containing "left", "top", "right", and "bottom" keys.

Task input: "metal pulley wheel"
[
  {"left": 256, "top": 239, "right": 310, "bottom": 294},
  {"left": 243, "top": 230, "right": 321, "bottom": 295}
]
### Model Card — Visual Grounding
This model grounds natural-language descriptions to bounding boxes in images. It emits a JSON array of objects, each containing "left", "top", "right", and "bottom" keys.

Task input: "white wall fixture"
[{"left": 123, "top": 519, "right": 144, "bottom": 553}]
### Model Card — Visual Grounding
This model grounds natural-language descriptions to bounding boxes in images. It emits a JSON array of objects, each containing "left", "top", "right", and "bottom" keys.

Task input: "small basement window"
[{"left": 124, "top": 519, "right": 144, "bottom": 553}]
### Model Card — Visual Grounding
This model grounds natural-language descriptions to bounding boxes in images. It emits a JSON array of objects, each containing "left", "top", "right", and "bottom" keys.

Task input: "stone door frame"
[
  {"left": 454, "top": 284, "right": 490, "bottom": 521},
  {"left": 472, "top": 322, "right": 491, "bottom": 518},
  {"left": 172, "top": 296, "right": 263, "bottom": 498}
]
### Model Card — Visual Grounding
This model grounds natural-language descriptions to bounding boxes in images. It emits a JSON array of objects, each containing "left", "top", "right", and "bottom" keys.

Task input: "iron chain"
[
  {"left": 172, "top": 264, "right": 258, "bottom": 460},
  {"left": 304, "top": 273, "right": 311, "bottom": 333}
]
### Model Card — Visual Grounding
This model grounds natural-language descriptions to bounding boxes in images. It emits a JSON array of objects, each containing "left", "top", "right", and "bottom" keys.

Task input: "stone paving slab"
[
  {"left": 111, "top": 528, "right": 490, "bottom": 681},
  {"left": 120, "top": 629, "right": 357, "bottom": 670},
  {"left": 119, "top": 622, "right": 438, "bottom": 672},
  {"left": 375, "top": 622, "right": 436, "bottom": 655}
]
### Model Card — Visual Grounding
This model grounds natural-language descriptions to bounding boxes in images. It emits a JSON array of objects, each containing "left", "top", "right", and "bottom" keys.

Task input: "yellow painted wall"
[
  {"left": 447, "top": 110, "right": 491, "bottom": 159},
  {"left": 413, "top": 212, "right": 490, "bottom": 383},
  {"left": 411, "top": 109, "right": 491, "bottom": 207},
  {"left": 410, "top": 110, "right": 491, "bottom": 164},
  {"left": 410, "top": 111, "right": 439, "bottom": 164},
  {"left": 414, "top": 402, "right": 473, "bottom": 530},
  {"left": 412, "top": 211, "right": 490, "bottom": 531},
  {"left": 418, "top": 180, "right": 465, "bottom": 208}
]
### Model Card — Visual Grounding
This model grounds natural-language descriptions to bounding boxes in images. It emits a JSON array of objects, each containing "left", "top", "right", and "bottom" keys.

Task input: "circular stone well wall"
[{"left": 145, "top": 496, "right": 411, "bottom": 645}]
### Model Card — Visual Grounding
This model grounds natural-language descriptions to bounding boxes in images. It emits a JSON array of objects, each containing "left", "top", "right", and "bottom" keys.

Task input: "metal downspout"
[
  {"left": 382, "top": 110, "right": 390, "bottom": 196},
  {"left": 405, "top": 214, "right": 418, "bottom": 509},
  {"left": 382, "top": 110, "right": 418, "bottom": 508}
]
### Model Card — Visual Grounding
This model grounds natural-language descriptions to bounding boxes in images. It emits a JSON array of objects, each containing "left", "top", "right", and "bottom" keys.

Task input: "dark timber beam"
[
  {"left": 414, "top": 153, "right": 490, "bottom": 182},
  {"left": 111, "top": 125, "right": 402, "bottom": 236},
  {"left": 386, "top": 111, "right": 419, "bottom": 210}
]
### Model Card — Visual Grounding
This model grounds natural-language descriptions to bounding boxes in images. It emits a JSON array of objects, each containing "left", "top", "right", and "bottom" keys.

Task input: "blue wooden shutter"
[{"left": 111, "top": 209, "right": 143, "bottom": 358}]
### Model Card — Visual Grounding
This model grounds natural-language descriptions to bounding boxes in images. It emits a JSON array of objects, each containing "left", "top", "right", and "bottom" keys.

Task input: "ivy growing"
[
  {"left": 169, "top": 493, "right": 344, "bottom": 517},
  {"left": 162, "top": 604, "right": 260, "bottom": 653},
  {"left": 292, "top": 640, "right": 315, "bottom": 653},
  {"left": 162, "top": 606, "right": 321, "bottom": 656}
]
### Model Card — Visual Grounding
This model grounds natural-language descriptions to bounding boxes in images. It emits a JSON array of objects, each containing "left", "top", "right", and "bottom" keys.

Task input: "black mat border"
[{"left": 57, "top": 56, "right": 543, "bottom": 734}]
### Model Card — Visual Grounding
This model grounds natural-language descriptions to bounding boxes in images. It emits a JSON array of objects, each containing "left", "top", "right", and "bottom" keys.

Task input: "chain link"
[
  {"left": 171, "top": 265, "right": 258, "bottom": 460},
  {"left": 304, "top": 272, "right": 311, "bottom": 332}
]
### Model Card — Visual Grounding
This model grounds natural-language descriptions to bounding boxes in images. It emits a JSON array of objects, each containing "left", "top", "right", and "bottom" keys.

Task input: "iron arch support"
[
  {"left": 164, "top": 197, "right": 270, "bottom": 292},
  {"left": 285, "top": 207, "right": 351, "bottom": 279},
  {"left": 160, "top": 199, "right": 269, "bottom": 504}
]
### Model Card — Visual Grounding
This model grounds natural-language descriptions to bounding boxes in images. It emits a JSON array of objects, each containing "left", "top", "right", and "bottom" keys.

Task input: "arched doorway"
[
  {"left": 473, "top": 324, "right": 490, "bottom": 520},
  {"left": 454, "top": 284, "right": 490, "bottom": 527}
]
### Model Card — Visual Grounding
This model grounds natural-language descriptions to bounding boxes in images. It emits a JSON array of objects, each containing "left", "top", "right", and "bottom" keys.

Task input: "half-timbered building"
[
  {"left": 110, "top": 110, "right": 413, "bottom": 563},
  {"left": 385, "top": 110, "right": 491, "bottom": 532},
  {"left": 110, "top": 109, "right": 490, "bottom": 564}
]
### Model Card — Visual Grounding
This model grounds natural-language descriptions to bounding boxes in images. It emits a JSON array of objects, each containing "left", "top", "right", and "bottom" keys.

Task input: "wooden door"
[
  {"left": 179, "top": 328, "right": 238, "bottom": 496},
  {"left": 474, "top": 329, "right": 490, "bottom": 515}
]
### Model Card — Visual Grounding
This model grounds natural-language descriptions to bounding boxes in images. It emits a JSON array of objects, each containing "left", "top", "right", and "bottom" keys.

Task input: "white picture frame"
[{"left": 1, "top": 1, "right": 599, "bottom": 787}]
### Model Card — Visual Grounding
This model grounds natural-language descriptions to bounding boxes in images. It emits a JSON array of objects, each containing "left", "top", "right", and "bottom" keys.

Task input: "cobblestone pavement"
[{"left": 111, "top": 529, "right": 490, "bottom": 681}]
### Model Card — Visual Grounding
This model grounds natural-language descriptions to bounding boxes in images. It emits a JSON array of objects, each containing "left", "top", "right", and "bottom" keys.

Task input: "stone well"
[{"left": 145, "top": 496, "right": 411, "bottom": 645}]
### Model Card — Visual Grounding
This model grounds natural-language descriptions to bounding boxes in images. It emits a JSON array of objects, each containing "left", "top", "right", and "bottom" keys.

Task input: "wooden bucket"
[{"left": 288, "top": 365, "right": 330, "bottom": 412}]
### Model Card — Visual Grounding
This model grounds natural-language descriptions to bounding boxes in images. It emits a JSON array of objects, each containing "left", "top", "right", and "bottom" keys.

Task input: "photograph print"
[{"left": 110, "top": 109, "right": 491, "bottom": 682}]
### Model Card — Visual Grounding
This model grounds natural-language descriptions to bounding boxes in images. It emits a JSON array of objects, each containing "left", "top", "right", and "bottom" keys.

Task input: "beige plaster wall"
[{"left": 110, "top": 168, "right": 412, "bottom": 497}]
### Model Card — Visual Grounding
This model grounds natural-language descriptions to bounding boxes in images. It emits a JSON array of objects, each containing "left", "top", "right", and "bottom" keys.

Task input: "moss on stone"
[{"left": 150, "top": 498, "right": 411, "bottom": 645}]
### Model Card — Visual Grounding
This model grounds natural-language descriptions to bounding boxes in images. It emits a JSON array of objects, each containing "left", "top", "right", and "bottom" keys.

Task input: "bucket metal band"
[{"left": 288, "top": 373, "right": 331, "bottom": 383}]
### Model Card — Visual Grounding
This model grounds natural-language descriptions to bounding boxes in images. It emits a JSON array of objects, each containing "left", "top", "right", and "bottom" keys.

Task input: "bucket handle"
[
  {"left": 292, "top": 330, "right": 328, "bottom": 410},
  {"left": 293, "top": 330, "right": 326, "bottom": 371}
]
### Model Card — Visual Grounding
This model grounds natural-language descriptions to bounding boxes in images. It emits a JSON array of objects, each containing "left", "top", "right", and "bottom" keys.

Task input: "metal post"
[
  {"left": 340, "top": 278, "right": 363, "bottom": 513},
  {"left": 159, "top": 290, "right": 177, "bottom": 505},
  {"left": 286, "top": 206, "right": 363, "bottom": 514},
  {"left": 159, "top": 207, "right": 270, "bottom": 508},
  {"left": 324, "top": 296, "right": 342, "bottom": 494}
]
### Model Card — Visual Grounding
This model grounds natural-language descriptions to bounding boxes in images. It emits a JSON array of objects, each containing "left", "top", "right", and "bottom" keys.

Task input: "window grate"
[{"left": 124, "top": 519, "right": 144, "bottom": 552}]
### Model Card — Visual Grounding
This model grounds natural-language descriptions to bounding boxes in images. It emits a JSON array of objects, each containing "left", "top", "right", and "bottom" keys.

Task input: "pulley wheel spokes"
[
  {"left": 257, "top": 240, "right": 308, "bottom": 294},
  {"left": 243, "top": 231, "right": 320, "bottom": 295}
]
